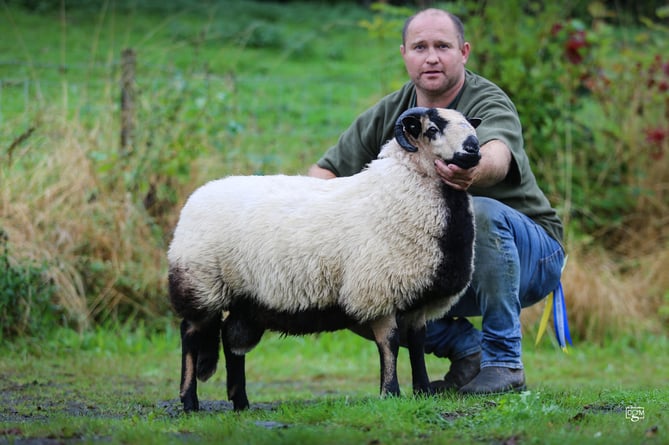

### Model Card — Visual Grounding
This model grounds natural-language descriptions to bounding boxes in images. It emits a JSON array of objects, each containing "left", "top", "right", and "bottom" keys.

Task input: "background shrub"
[
  {"left": 0, "top": 230, "right": 59, "bottom": 340},
  {"left": 459, "top": 1, "right": 669, "bottom": 247},
  {"left": 1, "top": 0, "right": 667, "bottom": 340}
]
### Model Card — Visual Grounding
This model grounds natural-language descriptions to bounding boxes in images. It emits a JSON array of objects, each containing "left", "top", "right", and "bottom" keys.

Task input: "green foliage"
[
  {"left": 0, "top": 229, "right": 59, "bottom": 340},
  {"left": 96, "top": 73, "right": 233, "bottom": 219},
  {"left": 358, "top": 2, "right": 413, "bottom": 43},
  {"left": 659, "top": 290, "right": 669, "bottom": 325},
  {"left": 437, "top": 1, "right": 669, "bottom": 243},
  {"left": 358, "top": 2, "right": 413, "bottom": 92},
  {"left": 362, "top": 0, "right": 668, "bottom": 242},
  {"left": 239, "top": 21, "right": 285, "bottom": 49},
  {"left": 1, "top": 0, "right": 667, "bottom": 336}
]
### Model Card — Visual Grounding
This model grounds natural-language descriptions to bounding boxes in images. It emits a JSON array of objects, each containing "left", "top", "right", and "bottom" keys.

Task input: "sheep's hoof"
[
  {"left": 413, "top": 385, "right": 435, "bottom": 397},
  {"left": 232, "top": 399, "right": 250, "bottom": 412},
  {"left": 182, "top": 396, "right": 199, "bottom": 413},
  {"left": 380, "top": 386, "right": 401, "bottom": 398}
]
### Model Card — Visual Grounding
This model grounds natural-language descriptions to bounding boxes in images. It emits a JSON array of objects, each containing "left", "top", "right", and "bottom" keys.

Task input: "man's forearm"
[{"left": 473, "top": 139, "right": 512, "bottom": 188}]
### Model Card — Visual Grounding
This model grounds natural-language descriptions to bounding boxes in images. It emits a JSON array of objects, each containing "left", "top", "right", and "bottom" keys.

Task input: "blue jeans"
[{"left": 424, "top": 197, "right": 564, "bottom": 369}]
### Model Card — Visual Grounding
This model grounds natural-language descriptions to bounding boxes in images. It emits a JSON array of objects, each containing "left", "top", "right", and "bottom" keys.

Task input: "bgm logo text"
[{"left": 625, "top": 406, "right": 645, "bottom": 422}]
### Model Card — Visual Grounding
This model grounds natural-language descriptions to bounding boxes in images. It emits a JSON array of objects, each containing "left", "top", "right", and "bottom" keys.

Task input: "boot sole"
[{"left": 458, "top": 382, "right": 527, "bottom": 395}]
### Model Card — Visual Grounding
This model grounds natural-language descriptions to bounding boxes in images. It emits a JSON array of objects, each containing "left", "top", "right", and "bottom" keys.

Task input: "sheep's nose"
[{"left": 463, "top": 135, "right": 480, "bottom": 154}]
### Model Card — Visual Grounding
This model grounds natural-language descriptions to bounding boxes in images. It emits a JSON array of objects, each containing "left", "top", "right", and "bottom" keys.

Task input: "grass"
[{"left": 1, "top": 325, "right": 667, "bottom": 444}]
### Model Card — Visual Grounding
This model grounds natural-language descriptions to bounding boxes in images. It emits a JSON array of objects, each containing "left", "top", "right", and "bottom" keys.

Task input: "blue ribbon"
[{"left": 552, "top": 281, "right": 572, "bottom": 351}]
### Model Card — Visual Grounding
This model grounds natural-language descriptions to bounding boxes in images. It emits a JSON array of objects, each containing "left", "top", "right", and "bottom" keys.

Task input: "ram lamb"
[{"left": 168, "top": 107, "right": 481, "bottom": 412}]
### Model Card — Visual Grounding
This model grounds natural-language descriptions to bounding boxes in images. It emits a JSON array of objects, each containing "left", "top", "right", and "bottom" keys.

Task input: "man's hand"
[
  {"left": 435, "top": 159, "right": 476, "bottom": 191},
  {"left": 436, "top": 140, "right": 512, "bottom": 190}
]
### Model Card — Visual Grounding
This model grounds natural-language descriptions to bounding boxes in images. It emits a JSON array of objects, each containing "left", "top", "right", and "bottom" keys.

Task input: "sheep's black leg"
[
  {"left": 179, "top": 319, "right": 200, "bottom": 412},
  {"left": 221, "top": 314, "right": 263, "bottom": 411},
  {"left": 370, "top": 316, "right": 401, "bottom": 397},
  {"left": 222, "top": 339, "right": 249, "bottom": 411},
  {"left": 406, "top": 322, "right": 432, "bottom": 395}
]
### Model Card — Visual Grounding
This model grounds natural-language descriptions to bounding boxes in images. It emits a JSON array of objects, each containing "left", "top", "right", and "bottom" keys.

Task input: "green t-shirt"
[{"left": 317, "top": 70, "right": 563, "bottom": 243}]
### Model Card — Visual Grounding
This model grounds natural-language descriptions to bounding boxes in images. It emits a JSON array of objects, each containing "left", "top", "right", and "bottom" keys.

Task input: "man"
[{"left": 308, "top": 8, "right": 565, "bottom": 394}]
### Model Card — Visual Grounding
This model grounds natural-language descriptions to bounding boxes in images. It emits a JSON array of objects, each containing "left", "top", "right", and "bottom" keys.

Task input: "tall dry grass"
[
  {"left": 522, "top": 239, "right": 668, "bottom": 343},
  {"left": 523, "top": 138, "right": 669, "bottom": 342},
  {"left": 3, "top": 110, "right": 668, "bottom": 339},
  {"left": 2, "top": 113, "right": 171, "bottom": 331}
]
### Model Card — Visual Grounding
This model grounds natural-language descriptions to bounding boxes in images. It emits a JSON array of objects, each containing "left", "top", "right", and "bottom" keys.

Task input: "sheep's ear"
[
  {"left": 395, "top": 115, "right": 422, "bottom": 152},
  {"left": 467, "top": 117, "right": 482, "bottom": 129},
  {"left": 402, "top": 116, "right": 423, "bottom": 139}
]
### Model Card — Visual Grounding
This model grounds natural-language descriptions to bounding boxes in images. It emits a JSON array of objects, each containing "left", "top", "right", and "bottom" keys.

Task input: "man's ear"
[{"left": 460, "top": 41, "right": 471, "bottom": 63}]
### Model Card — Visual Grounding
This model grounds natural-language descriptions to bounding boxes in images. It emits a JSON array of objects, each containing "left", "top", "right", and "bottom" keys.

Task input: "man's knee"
[
  {"left": 471, "top": 198, "right": 516, "bottom": 253},
  {"left": 472, "top": 197, "right": 508, "bottom": 232}
]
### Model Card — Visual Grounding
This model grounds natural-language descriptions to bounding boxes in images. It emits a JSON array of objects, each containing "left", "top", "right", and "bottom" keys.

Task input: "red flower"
[
  {"left": 659, "top": 80, "right": 669, "bottom": 93},
  {"left": 566, "top": 30, "right": 587, "bottom": 51},
  {"left": 645, "top": 127, "right": 667, "bottom": 145},
  {"left": 645, "top": 128, "right": 667, "bottom": 161},
  {"left": 565, "top": 30, "right": 587, "bottom": 64}
]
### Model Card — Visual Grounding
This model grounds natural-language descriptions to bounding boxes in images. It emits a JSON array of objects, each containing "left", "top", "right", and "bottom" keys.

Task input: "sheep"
[{"left": 168, "top": 107, "right": 481, "bottom": 412}]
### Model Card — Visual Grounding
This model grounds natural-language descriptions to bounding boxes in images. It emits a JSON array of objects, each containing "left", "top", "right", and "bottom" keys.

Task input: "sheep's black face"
[{"left": 394, "top": 107, "right": 481, "bottom": 169}]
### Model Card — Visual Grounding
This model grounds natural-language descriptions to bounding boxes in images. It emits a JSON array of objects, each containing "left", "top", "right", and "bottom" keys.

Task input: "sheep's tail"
[
  {"left": 169, "top": 264, "right": 222, "bottom": 381},
  {"left": 193, "top": 318, "right": 222, "bottom": 381}
]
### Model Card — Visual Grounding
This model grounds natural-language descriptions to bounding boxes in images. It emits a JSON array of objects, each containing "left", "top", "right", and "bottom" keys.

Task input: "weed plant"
[
  {"left": 0, "top": 229, "right": 58, "bottom": 340},
  {"left": 0, "top": 1, "right": 667, "bottom": 341}
]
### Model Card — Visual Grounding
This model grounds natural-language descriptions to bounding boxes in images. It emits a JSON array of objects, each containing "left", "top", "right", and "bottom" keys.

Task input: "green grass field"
[{"left": 1, "top": 326, "right": 667, "bottom": 444}]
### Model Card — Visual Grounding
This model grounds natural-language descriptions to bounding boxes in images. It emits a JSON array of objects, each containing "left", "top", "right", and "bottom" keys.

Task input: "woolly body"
[{"left": 169, "top": 155, "right": 467, "bottom": 324}]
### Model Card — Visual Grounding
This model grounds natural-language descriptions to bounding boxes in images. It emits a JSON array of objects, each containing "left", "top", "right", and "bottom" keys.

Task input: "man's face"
[{"left": 400, "top": 12, "right": 470, "bottom": 98}]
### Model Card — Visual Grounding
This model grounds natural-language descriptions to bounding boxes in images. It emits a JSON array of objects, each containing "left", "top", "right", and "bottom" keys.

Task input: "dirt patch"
[
  {"left": 1, "top": 371, "right": 284, "bottom": 445},
  {"left": 1, "top": 377, "right": 114, "bottom": 424},
  {"left": 1, "top": 373, "right": 286, "bottom": 421},
  {"left": 157, "top": 399, "right": 280, "bottom": 417}
]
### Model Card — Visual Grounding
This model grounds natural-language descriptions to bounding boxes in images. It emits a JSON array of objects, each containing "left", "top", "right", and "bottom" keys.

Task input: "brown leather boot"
[
  {"left": 458, "top": 366, "right": 526, "bottom": 395},
  {"left": 430, "top": 351, "right": 481, "bottom": 393}
]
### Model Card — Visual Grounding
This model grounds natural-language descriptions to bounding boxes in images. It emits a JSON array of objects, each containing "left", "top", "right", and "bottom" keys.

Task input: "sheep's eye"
[{"left": 425, "top": 127, "right": 439, "bottom": 139}]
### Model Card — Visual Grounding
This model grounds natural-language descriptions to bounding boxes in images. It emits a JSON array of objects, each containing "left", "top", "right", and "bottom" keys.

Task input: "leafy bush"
[
  {"left": 449, "top": 1, "right": 669, "bottom": 246},
  {"left": 0, "top": 229, "right": 59, "bottom": 340},
  {"left": 360, "top": 1, "right": 668, "bottom": 339}
]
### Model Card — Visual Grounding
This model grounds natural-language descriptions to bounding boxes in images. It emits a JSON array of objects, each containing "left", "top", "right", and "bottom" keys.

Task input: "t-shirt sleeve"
[
  {"left": 316, "top": 107, "right": 383, "bottom": 177},
  {"left": 316, "top": 83, "right": 415, "bottom": 177}
]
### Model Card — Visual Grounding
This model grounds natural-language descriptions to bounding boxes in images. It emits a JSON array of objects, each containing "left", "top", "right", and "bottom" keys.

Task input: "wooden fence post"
[{"left": 120, "top": 48, "right": 136, "bottom": 156}]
